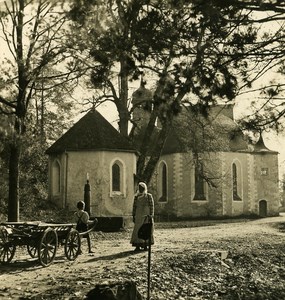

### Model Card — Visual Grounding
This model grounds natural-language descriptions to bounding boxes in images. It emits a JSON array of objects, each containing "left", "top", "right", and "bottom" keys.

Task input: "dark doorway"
[{"left": 259, "top": 200, "right": 267, "bottom": 217}]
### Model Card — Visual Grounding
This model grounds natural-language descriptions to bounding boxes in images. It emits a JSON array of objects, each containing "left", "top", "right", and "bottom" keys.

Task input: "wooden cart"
[{"left": 0, "top": 222, "right": 83, "bottom": 267}]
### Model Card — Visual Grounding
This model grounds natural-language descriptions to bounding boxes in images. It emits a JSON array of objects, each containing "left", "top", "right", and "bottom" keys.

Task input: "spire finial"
[{"left": 91, "top": 96, "right": 96, "bottom": 112}]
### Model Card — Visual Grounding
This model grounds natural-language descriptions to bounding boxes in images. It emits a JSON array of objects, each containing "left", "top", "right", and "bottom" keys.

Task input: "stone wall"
[
  {"left": 48, "top": 150, "right": 136, "bottom": 217},
  {"left": 153, "top": 150, "right": 280, "bottom": 219}
]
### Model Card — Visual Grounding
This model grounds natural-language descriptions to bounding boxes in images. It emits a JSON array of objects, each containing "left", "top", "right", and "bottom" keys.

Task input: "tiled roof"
[
  {"left": 162, "top": 105, "right": 249, "bottom": 155},
  {"left": 46, "top": 109, "right": 136, "bottom": 154},
  {"left": 161, "top": 128, "right": 186, "bottom": 155}
]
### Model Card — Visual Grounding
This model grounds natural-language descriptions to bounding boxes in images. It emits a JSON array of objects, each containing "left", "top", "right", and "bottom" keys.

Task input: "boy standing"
[{"left": 74, "top": 200, "right": 93, "bottom": 254}]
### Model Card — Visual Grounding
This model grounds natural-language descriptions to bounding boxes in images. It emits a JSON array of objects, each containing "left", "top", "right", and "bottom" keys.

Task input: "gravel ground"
[{"left": 1, "top": 214, "right": 285, "bottom": 299}]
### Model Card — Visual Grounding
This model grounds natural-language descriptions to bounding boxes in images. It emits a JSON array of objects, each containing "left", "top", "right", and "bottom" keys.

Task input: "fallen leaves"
[{"left": 2, "top": 219, "right": 285, "bottom": 299}]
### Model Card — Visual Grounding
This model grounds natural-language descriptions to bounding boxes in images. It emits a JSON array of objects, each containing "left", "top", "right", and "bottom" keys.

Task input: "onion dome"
[{"left": 132, "top": 79, "right": 153, "bottom": 107}]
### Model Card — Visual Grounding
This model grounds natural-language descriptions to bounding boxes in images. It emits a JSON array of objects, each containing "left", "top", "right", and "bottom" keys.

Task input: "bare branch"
[{"left": 0, "top": 95, "right": 17, "bottom": 109}]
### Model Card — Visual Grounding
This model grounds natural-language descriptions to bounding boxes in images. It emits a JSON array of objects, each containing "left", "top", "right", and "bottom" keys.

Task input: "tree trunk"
[
  {"left": 118, "top": 105, "right": 129, "bottom": 137},
  {"left": 117, "top": 56, "right": 130, "bottom": 137},
  {"left": 141, "top": 120, "right": 171, "bottom": 184},
  {"left": 136, "top": 109, "right": 158, "bottom": 177},
  {"left": 40, "top": 81, "right": 45, "bottom": 144},
  {"left": 8, "top": 142, "right": 21, "bottom": 222}
]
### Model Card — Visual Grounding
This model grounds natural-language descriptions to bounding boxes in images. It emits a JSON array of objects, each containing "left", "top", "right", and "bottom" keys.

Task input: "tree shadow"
[
  {"left": 1, "top": 250, "right": 144, "bottom": 272},
  {"left": 86, "top": 250, "right": 144, "bottom": 263},
  {"left": 0, "top": 258, "right": 40, "bottom": 273},
  {"left": 0, "top": 255, "right": 68, "bottom": 273}
]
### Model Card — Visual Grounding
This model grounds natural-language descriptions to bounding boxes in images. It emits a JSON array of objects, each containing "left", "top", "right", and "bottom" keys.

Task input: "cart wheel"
[
  {"left": 27, "top": 240, "right": 38, "bottom": 258},
  {"left": 0, "top": 226, "right": 16, "bottom": 264},
  {"left": 64, "top": 229, "right": 81, "bottom": 261},
  {"left": 38, "top": 228, "right": 58, "bottom": 267}
]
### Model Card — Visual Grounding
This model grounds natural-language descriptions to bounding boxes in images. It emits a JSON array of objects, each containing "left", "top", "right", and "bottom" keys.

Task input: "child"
[{"left": 74, "top": 200, "right": 93, "bottom": 254}]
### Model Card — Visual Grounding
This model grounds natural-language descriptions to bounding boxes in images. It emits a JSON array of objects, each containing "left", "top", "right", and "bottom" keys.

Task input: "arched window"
[
  {"left": 232, "top": 162, "right": 242, "bottom": 201},
  {"left": 158, "top": 162, "right": 167, "bottom": 202},
  {"left": 194, "top": 163, "right": 206, "bottom": 200},
  {"left": 111, "top": 159, "right": 126, "bottom": 195},
  {"left": 112, "top": 163, "right": 121, "bottom": 192},
  {"left": 52, "top": 160, "right": 60, "bottom": 195}
]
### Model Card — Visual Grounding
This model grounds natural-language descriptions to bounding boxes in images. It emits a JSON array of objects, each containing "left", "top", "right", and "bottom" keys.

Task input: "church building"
[
  {"left": 152, "top": 116, "right": 280, "bottom": 219},
  {"left": 45, "top": 109, "right": 137, "bottom": 217},
  {"left": 132, "top": 84, "right": 280, "bottom": 219},
  {"left": 46, "top": 86, "right": 280, "bottom": 220}
]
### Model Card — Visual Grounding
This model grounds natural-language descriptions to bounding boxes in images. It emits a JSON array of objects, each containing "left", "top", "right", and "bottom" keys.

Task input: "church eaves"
[{"left": 46, "top": 109, "right": 136, "bottom": 154}]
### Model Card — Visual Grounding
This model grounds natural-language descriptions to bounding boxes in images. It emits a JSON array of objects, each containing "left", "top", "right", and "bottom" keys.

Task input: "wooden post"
[
  {"left": 147, "top": 218, "right": 153, "bottom": 300},
  {"left": 84, "top": 179, "right": 91, "bottom": 215}
]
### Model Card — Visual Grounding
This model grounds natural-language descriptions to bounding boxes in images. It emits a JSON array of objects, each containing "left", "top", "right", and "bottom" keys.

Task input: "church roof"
[
  {"left": 161, "top": 104, "right": 249, "bottom": 155},
  {"left": 251, "top": 135, "right": 278, "bottom": 153},
  {"left": 46, "top": 109, "right": 136, "bottom": 154},
  {"left": 161, "top": 105, "right": 279, "bottom": 155}
]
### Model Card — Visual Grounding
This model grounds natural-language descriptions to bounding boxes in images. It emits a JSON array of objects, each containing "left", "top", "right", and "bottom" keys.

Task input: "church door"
[{"left": 259, "top": 200, "right": 267, "bottom": 217}]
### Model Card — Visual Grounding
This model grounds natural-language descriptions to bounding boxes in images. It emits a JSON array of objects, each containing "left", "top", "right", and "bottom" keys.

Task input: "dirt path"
[{"left": 1, "top": 214, "right": 285, "bottom": 299}]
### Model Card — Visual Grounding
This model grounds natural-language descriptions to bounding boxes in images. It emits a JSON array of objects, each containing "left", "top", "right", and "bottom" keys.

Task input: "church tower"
[{"left": 131, "top": 76, "right": 153, "bottom": 131}]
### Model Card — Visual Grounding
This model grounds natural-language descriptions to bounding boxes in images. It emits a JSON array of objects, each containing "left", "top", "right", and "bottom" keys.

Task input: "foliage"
[
  {"left": 0, "top": 171, "right": 8, "bottom": 217},
  {"left": 68, "top": 0, "right": 285, "bottom": 183},
  {"left": 0, "top": 0, "right": 81, "bottom": 220},
  {"left": 0, "top": 132, "right": 47, "bottom": 220},
  {"left": 0, "top": 0, "right": 284, "bottom": 220},
  {"left": 18, "top": 136, "right": 48, "bottom": 217},
  {"left": 238, "top": 83, "right": 285, "bottom": 133},
  {"left": 27, "top": 79, "right": 75, "bottom": 143}
]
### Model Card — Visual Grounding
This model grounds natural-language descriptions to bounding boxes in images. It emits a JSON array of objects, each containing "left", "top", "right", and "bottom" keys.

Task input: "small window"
[
  {"left": 261, "top": 168, "right": 269, "bottom": 176},
  {"left": 232, "top": 163, "right": 242, "bottom": 201},
  {"left": 52, "top": 160, "right": 60, "bottom": 195},
  {"left": 112, "top": 163, "right": 121, "bottom": 192}
]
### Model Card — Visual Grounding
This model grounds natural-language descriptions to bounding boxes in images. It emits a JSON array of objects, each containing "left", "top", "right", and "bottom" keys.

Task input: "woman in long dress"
[{"left": 130, "top": 182, "right": 154, "bottom": 251}]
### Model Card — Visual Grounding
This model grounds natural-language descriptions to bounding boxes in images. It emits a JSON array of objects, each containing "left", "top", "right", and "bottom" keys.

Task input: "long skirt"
[{"left": 130, "top": 197, "right": 154, "bottom": 247}]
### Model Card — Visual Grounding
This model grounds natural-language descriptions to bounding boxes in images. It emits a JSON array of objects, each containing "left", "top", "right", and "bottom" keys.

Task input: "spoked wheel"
[
  {"left": 27, "top": 239, "right": 38, "bottom": 258},
  {"left": 38, "top": 228, "right": 58, "bottom": 267},
  {"left": 64, "top": 229, "right": 81, "bottom": 261},
  {"left": 0, "top": 226, "right": 16, "bottom": 264}
]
